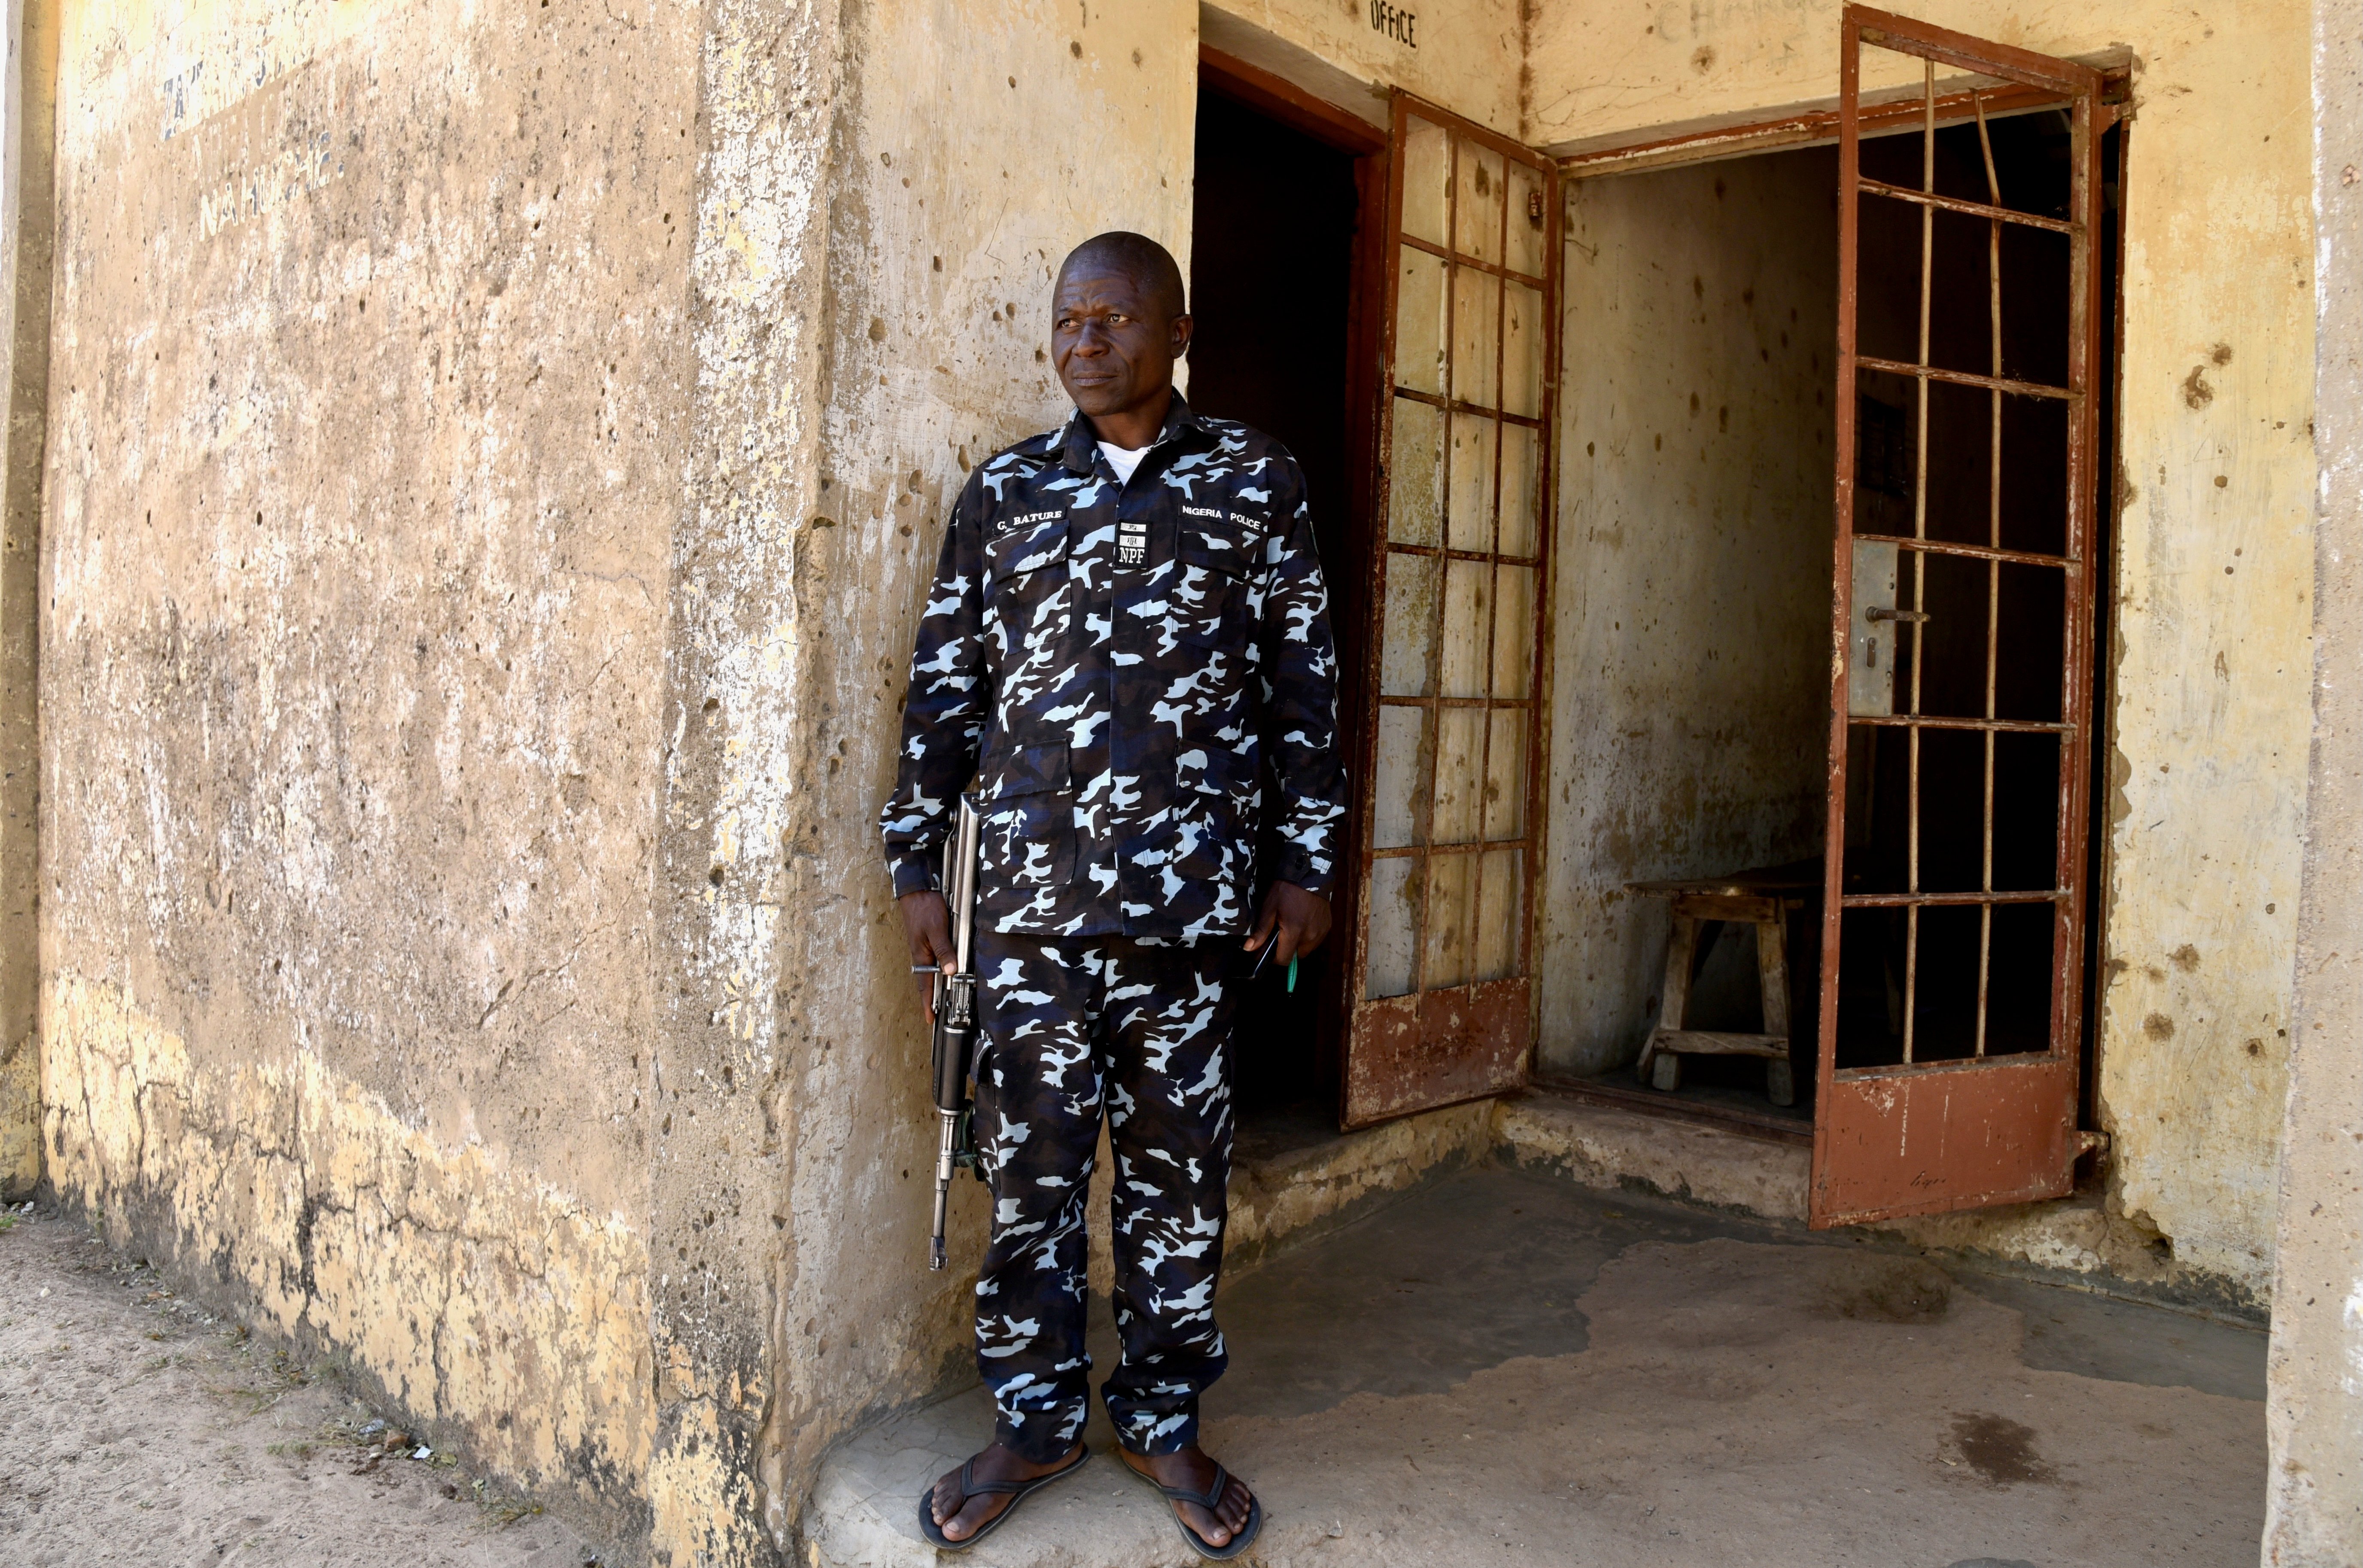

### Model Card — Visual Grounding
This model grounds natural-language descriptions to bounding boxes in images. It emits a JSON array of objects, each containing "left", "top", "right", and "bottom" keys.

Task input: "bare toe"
[{"left": 949, "top": 1495, "right": 998, "bottom": 1541}]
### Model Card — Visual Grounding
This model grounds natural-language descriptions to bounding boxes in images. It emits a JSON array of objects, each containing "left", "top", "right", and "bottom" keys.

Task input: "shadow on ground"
[{"left": 809, "top": 1165, "right": 2266, "bottom": 1567}]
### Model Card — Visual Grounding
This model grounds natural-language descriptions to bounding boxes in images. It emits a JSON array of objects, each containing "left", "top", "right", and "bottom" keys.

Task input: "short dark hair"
[{"left": 1057, "top": 231, "right": 1186, "bottom": 319}]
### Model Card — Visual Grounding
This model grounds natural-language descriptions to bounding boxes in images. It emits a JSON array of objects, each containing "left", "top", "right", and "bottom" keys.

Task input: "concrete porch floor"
[{"left": 806, "top": 1164, "right": 2267, "bottom": 1568}]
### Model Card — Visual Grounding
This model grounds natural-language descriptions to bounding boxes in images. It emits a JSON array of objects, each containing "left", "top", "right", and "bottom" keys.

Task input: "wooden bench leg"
[
  {"left": 1640, "top": 914, "right": 1700, "bottom": 1092},
  {"left": 1757, "top": 915, "right": 1795, "bottom": 1108}
]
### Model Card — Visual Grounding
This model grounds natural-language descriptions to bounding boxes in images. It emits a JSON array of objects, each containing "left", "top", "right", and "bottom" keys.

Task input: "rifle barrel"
[
  {"left": 949, "top": 801, "right": 981, "bottom": 972},
  {"left": 927, "top": 796, "right": 984, "bottom": 1272}
]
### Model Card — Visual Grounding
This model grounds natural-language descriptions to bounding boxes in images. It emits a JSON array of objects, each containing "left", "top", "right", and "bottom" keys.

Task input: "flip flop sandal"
[
  {"left": 1121, "top": 1455, "right": 1264, "bottom": 1561},
  {"left": 914, "top": 1444, "right": 1091, "bottom": 1553}
]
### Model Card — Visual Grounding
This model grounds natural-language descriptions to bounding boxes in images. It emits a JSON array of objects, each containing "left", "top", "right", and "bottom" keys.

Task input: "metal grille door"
[
  {"left": 1813, "top": 7, "right": 2111, "bottom": 1225},
  {"left": 1343, "top": 98, "right": 1558, "bottom": 1128}
]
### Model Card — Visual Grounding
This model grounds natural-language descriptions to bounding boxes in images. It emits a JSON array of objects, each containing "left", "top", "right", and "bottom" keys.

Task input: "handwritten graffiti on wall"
[
  {"left": 184, "top": 55, "right": 368, "bottom": 242},
  {"left": 157, "top": 0, "right": 386, "bottom": 143}
]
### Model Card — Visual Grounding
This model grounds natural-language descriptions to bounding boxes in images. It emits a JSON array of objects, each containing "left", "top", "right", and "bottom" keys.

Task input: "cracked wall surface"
[
  {"left": 0, "top": 0, "right": 58, "bottom": 1203},
  {"left": 38, "top": 0, "right": 695, "bottom": 1550},
  {"left": 43, "top": 974, "right": 653, "bottom": 1507}
]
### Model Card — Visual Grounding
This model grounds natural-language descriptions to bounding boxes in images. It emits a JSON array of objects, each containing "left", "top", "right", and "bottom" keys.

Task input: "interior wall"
[
  {"left": 1525, "top": 0, "right": 2314, "bottom": 1303},
  {"left": 1537, "top": 148, "right": 1837, "bottom": 1079}
]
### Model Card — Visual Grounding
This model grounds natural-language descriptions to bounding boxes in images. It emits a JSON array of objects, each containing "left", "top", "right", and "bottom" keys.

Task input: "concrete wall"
[
  {"left": 0, "top": 0, "right": 55, "bottom": 1201},
  {"left": 1539, "top": 146, "right": 1837, "bottom": 1077},
  {"left": 1202, "top": 0, "right": 1524, "bottom": 136},
  {"left": 2263, "top": 0, "right": 2363, "bottom": 1554},
  {"left": 36, "top": 0, "right": 696, "bottom": 1547},
  {"left": 20, "top": 0, "right": 2325, "bottom": 1556},
  {"left": 1526, "top": 0, "right": 2317, "bottom": 1304}
]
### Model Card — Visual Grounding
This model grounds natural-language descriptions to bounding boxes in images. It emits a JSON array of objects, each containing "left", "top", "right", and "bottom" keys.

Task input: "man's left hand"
[{"left": 1243, "top": 881, "right": 1331, "bottom": 965}]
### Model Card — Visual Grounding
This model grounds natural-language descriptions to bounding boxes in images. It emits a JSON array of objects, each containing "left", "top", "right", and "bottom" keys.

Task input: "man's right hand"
[{"left": 900, "top": 889, "right": 956, "bottom": 1018}]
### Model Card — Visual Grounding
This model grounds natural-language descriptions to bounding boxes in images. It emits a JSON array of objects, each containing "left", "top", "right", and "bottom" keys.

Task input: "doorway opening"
[
  {"left": 1187, "top": 55, "right": 1386, "bottom": 1139},
  {"left": 1537, "top": 107, "right": 2124, "bottom": 1156}
]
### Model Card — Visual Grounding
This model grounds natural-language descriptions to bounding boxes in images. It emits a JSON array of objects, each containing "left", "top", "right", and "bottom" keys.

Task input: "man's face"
[{"left": 1051, "top": 266, "right": 1192, "bottom": 424}]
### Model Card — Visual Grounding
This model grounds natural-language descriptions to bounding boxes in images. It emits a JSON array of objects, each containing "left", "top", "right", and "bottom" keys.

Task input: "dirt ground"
[{"left": 0, "top": 1203, "right": 599, "bottom": 1568}]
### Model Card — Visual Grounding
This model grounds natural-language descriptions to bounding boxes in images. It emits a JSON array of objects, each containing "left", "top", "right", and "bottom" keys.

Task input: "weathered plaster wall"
[
  {"left": 44, "top": 975, "right": 653, "bottom": 1494},
  {"left": 1539, "top": 146, "right": 1837, "bottom": 1077},
  {"left": 1202, "top": 0, "right": 1524, "bottom": 136},
  {"left": 39, "top": 0, "right": 696, "bottom": 1544},
  {"left": 1525, "top": 0, "right": 2316, "bottom": 1301},
  {"left": 2263, "top": 1, "right": 2363, "bottom": 1553},
  {"left": 0, "top": 0, "right": 57, "bottom": 1201}
]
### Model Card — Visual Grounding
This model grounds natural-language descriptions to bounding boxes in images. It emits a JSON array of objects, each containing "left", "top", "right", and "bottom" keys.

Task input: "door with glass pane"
[
  {"left": 1342, "top": 98, "right": 1557, "bottom": 1128},
  {"left": 1813, "top": 8, "right": 2108, "bottom": 1225}
]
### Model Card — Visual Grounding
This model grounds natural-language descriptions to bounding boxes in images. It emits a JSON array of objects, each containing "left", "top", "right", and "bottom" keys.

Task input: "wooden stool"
[{"left": 1626, "top": 864, "right": 1819, "bottom": 1109}]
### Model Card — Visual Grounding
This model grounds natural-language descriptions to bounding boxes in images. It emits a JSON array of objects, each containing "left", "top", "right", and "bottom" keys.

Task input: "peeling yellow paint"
[
  {"left": 647, "top": 1398, "right": 769, "bottom": 1568},
  {"left": 0, "top": 1029, "right": 36, "bottom": 1200}
]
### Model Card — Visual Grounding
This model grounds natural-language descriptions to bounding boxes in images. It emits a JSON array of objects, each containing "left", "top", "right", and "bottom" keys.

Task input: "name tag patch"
[
  {"left": 1117, "top": 518, "right": 1149, "bottom": 567},
  {"left": 995, "top": 509, "right": 1064, "bottom": 537}
]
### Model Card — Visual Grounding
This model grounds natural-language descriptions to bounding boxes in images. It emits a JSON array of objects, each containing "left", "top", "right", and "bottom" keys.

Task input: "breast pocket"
[
  {"left": 1172, "top": 514, "right": 1268, "bottom": 649},
  {"left": 985, "top": 514, "right": 1078, "bottom": 688},
  {"left": 987, "top": 515, "right": 1073, "bottom": 583},
  {"left": 981, "top": 741, "right": 1072, "bottom": 803}
]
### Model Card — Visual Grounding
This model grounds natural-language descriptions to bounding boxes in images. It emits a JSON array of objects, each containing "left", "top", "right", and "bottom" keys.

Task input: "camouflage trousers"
[{"left": 970, "top": 930, "right": 1236, "bottom": 1462}]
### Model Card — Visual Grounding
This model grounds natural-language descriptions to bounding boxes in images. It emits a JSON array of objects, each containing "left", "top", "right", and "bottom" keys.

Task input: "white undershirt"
[{"left": 1099, "top": 441, "right": 1151, "bottom": 483}]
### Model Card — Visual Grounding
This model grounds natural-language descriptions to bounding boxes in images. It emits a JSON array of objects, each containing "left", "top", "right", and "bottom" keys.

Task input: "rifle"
[{"left": 927, "top": 797, "right": 983, "bottom": 1271}]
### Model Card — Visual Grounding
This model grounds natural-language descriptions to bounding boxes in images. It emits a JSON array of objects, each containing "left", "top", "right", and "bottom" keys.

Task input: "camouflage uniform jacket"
[{"left": 881, "top": 395, "right": 1347, "bottom": 941}]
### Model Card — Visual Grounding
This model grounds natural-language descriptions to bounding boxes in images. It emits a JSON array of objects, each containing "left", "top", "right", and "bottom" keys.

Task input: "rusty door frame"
[
  {"left": 1559, "top": 76, "right": 2090, "bottom": 181},
  {"left": 1812, "top": 6, "right": 2116, "bottom": 1228},
  {"left": 1339, "top": 93, "right": 1562, "bottom": 1130}
]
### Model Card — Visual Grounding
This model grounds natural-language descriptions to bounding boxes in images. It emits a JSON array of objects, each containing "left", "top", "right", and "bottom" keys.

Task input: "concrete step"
[{"left": 803, "top": 1164, "right": 2266, "bottom": 1568}]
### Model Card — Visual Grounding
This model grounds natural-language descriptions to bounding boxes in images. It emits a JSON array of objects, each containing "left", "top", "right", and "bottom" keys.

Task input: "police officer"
[{"left": 883, "top": 231, "right": 1345, "bottom": 1556}]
